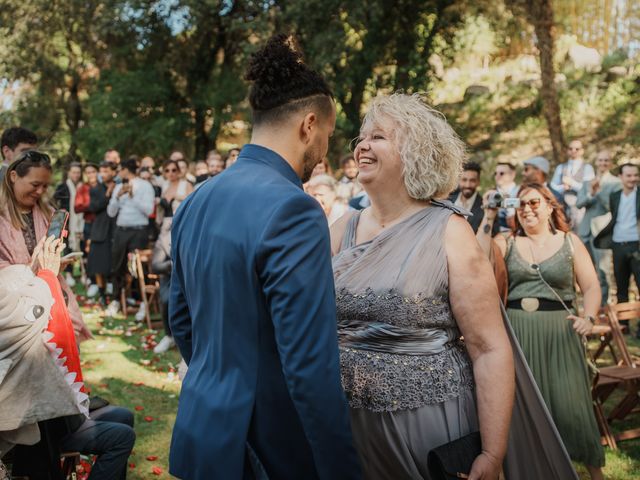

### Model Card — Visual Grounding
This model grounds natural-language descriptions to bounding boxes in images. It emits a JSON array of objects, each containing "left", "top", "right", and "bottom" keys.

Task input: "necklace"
[
  {"left": 526, "top": 233, "right": 552, "bottom": 267},
  {"left": 371, "top": 204, "right": 416, "bottom": 229}
]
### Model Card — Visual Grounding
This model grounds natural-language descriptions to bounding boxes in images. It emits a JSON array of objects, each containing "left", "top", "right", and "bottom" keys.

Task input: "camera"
[
  {"left": 487, "top": 192, "right": 521, "bottom": 209},
  {"left": 487, "top": 192, "right": 503, "bottom": 209}
]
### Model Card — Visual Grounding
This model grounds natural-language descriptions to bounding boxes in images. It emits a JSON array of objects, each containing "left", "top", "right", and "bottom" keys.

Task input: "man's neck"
[
  {"left": 251, "top": 130, "right": 303, "bottom": 180},
  {"left": 623, "top": 185, "right": 637, "bottom": 196}
]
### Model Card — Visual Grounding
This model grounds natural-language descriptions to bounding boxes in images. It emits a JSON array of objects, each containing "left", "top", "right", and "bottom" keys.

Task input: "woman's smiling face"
[{"left": 354, "top": 117, "right": 403, "bottom": 189}]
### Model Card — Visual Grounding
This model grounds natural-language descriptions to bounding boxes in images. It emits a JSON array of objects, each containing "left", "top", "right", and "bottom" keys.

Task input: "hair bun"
[
  {"left": 245, "top": 34, "right": 304, "bottom": 85},
  {"left": 246, "top": 34, "right": 332, "bottom": 113}
]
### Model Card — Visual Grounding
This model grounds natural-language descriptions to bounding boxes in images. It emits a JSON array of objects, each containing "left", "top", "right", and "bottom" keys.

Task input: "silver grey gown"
[{"left": 333, "top": 201, "right": 578, "bottom": 480}]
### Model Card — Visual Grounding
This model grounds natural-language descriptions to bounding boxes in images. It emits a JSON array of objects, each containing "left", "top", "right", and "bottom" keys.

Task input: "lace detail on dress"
[
  {"left": 336, "top": 288, "right": 454, "bottom": 329},
  {"left": 340, "top": 344, "right": 474, "bottom": 412}
]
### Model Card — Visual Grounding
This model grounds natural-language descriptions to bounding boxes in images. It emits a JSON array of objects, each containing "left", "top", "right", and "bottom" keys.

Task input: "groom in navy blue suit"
[{"left": 168, "top": 35, "right": 361, "bottom": 479}]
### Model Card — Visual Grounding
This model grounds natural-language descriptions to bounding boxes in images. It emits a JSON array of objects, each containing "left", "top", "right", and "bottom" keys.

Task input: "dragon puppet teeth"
[
  {"left": 64, "top": 372, "right": 77, "bottom": 384},
  {"left": 70, "top": 382, "right": 83, "bottom": 393},
  {"left": 54, "top": 347, "right": 63, "bottom": 357},
  {"left": 41, "top": 331, "right": 54, "bottom": 342},
  {"left": 44, "top": 341, "right": 58, "bottom": 352}
]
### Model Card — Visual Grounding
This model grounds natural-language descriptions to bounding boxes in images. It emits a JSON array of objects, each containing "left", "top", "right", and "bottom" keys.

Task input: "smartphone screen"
[{"left": 46, "top": 210, "right": 69, "bottom": 239}]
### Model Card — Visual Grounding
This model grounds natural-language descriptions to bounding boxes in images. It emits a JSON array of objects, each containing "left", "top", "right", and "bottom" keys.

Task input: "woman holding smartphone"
[{"left": 0, "top": 150, "right": 91, "bottom": 342}]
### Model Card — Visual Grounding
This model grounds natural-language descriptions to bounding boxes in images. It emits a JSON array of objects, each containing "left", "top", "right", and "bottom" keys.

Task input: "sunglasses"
[
  {"left": 12, "top": 150, "right": 51, "bottom": 167},
  {"left": 516, "top": 198, "right": 542, "bottom": 211},
  {"left": 164, "top": 168, "right": 178, "bottom": 173}
]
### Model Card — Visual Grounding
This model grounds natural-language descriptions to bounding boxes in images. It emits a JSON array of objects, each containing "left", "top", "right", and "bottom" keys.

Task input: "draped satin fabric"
[{"left": 333, "top": 201, "right": 578, "bottom": 479}]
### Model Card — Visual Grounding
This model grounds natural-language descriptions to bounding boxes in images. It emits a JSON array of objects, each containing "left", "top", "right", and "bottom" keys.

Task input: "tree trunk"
[
  {"left": 532, "top": 0, "right": 565, "bottom": 165},
  {"left": 64, "top": 73, "right": 82, "bottom": 164},
  {"left": 194, "top": 105, "right": 209, "bottom": 161}
]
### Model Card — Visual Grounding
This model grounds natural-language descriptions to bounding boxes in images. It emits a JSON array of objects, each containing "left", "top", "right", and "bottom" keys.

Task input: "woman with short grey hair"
[
  {"left": 331, "top": 93, "right": 578, "bottom": 479},
  {"left": 331, "top": 93, "right": 514, "bottom": 479}
]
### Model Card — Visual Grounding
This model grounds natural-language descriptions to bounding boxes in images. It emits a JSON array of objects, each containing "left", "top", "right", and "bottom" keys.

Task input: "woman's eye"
[
  {"left": 373, "top": 134, "right": 384, "bottom": 140},
  {"left": 25, "top": 305, "right": 45, "bottom": 322}
]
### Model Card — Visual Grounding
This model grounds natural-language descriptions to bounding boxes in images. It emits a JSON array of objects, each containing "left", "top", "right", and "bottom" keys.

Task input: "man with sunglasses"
[{"left": 551, "top": 140, "right": 595, "bottom": 229}]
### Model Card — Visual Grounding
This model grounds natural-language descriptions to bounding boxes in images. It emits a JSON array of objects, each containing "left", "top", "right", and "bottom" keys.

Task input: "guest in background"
[
  {"left": 449, "top": 161, "right": 484, "bottom": 233},
  {"left": 0, "top": 127, "right": 37, "bottom": 181},
  {"left": 551, "top": 140, "right": 595, "bottom": 229},
  {"left": 160, "top": 159, "right": 193, "bottom": 223},
  {"left": 595, "top": 163, "right": 640, "bottom": 333},
  {"left": 104, "top": 149, "right": 121, "bottom": 166},
  {"left": 73, "top": 164, "right": 100, "bottom": 296},
  {"left": 53, "top": 162, "right": 84, "bottom": 287},
  {"left": 337, "top": 153, "right": 361, "bottom": 202},
  {"left": 495, "top": 161, "right": 518, "bottom": 232},
  {"left": 176, "top": 158, "right": 195, "bottom": 184},
  {"left": 86, "top": 161, "right": 117, "bottom": 305},
  {"left": 307, "top": 174, "right": 347, "bottom": 225},
  {"left": 105, "top": 158, "right": 155, "bottom": 317},
  {"left": 206, "top": 151, "right": 225, "bottom": 176},
  {"left": 151, "top": 220, "right": 175, "bottom": 354},
  {"left": 577, "top": 150, "right": 622, "bottom": 306},
  {"left": 0, "top": 150, "right": 91, "bottom": 342},
  {"left": 194, "top": 160, "right": 209, "bottom": 187},
  {"left": 225, "top": 147, "right": 240, "bottom": 168}
]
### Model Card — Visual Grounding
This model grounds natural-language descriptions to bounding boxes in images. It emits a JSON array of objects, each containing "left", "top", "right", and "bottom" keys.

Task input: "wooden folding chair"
[
  {"left": 591, "top": 301, "right": 640, "bottom": 447},
  {"left": 587, "top": 308, "right": 618, "bottom": 363},
  {"left": 133, "top": 249, "right": 160, "bottom": 330}
]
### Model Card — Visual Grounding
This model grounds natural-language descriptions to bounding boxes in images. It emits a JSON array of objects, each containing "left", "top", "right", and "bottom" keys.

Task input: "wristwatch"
[{"left": 585, "top": 315, "right": 596, "bottom": 324}]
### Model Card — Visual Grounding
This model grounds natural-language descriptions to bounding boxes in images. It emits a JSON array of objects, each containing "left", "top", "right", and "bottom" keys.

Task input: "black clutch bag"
[{"left": 427, "top": 431, "right": 482, "bottom": 480}]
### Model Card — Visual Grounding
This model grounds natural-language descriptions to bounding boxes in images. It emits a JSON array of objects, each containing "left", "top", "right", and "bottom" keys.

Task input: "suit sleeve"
[
  {"left": 256, "top": 195, "right": 361, "bottom": 480},
  {"left": 576, "top": 182, "right": 595, "bottom": 209},
  {"left": 168, "top": 221, "right": 192, "bottom": 363}
]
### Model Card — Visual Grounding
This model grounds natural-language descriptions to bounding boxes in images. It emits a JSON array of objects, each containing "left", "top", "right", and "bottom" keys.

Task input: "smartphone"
[{"left": 46, "top": 210, "right": 69, "bottom": 240}]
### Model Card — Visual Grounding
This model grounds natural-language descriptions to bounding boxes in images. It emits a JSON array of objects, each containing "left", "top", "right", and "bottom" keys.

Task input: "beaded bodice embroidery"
[{"left": 333, "top": 202, "right": 474, "bottom": 412}]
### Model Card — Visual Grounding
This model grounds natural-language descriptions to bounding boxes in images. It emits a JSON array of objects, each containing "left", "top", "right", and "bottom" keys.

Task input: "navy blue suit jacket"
[{"left": 168, "top": 144, "right": 360, "bottom": 479}]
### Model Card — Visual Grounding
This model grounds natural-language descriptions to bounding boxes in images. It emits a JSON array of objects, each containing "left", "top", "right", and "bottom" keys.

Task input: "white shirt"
[
  {"left": 107, "top": 177, "right": 155, "bottom": 227},
  {"left": 613, "top": 187, "right": 639, "bottom": 242},
  {"left": 454, "top": 191, "right": 478, "bottom": 211},
  {"left": 551, "top": 159, "right": 595, "bottom": 193}
]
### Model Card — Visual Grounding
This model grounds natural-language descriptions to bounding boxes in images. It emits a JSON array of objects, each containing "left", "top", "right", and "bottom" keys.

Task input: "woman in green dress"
[{"left": 490, "top": 183, "right": 605, "bottom": 480}]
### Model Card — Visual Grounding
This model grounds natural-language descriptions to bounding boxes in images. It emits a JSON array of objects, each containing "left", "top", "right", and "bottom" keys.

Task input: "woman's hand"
[
  {"left": 31, "top": 235, "right": 65, "bottom": 275},
  {"left": 468, "top": 451, "right": 502, "bottom": 480},
  {"left": 568, "top": 314, "right": 593, "bottom": 336}
]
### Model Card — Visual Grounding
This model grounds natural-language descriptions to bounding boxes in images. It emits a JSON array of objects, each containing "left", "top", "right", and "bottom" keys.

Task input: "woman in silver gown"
[
  {"left": 331, "top": 93, "right": 579, "bottom": 480},
  {"left": 331, "top": 93, "right": 514, "bottom": 480}
]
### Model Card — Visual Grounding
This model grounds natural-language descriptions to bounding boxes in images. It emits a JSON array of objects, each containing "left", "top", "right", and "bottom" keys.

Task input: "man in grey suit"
[{"left": 576, "top": 150, "right": 621, "bottom": 305}]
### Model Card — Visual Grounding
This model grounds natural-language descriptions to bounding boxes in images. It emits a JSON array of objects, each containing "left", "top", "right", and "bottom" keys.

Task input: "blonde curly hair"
[{"left": 362, "top": 93, "right": 466, "bottom": 200}]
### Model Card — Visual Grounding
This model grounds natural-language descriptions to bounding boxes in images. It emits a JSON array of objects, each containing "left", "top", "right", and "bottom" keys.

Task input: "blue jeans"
[{"left": 61, "top": 406, "right": 135, "bottom": 480}]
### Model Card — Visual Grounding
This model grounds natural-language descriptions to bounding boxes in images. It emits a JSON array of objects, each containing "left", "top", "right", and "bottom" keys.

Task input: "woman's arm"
[
  {"left": 445, "top": 215, "right": 515, "bottom": 480},
  {"left": 568, "top": 232, "right": 601, "bottom": 335}
]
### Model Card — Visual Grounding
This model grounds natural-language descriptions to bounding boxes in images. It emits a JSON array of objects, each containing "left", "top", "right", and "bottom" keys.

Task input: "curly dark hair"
[{"left": 246, "top": 34, "right": 333, "bottom": 125}]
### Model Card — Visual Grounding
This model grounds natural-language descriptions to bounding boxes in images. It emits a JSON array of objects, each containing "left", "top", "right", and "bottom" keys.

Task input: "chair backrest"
[{"left": 606, "top": 302, "right": 640, "bottom": 367}]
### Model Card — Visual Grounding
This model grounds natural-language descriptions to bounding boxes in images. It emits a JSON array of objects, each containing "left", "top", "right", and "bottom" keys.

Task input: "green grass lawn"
[
  {"left": 79, "top": 303, "right": 181, "bottom": 479},
  {"left": 77, "top": 300, "right": 640, "bottom": 479}
]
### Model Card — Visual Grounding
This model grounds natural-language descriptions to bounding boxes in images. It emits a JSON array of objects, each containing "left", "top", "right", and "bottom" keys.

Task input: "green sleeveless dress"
[{"left": 505, "top": 235, "right": 605, "bottom": 467}]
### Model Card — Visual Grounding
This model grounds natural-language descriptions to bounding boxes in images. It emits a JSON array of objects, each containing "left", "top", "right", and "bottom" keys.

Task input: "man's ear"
[
  {"left": 299, "top": 112, "right": 317, "bottom": 145},
  {"left": 1, "top": 145, "right": 10, "bottom": 161}
]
